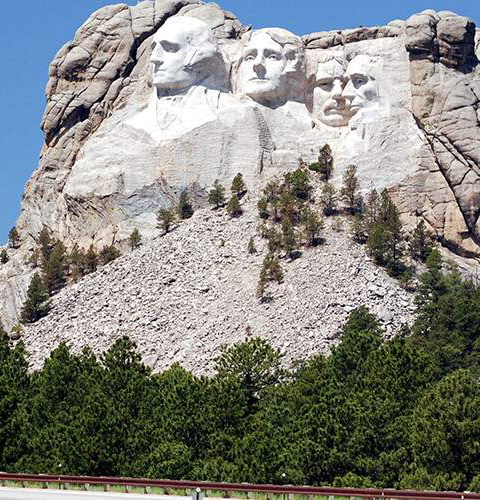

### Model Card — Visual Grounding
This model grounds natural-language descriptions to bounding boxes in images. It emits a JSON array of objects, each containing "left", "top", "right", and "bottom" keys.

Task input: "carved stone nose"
[{"left": 253, "top": 61, "right": 266, "bottom": 78}]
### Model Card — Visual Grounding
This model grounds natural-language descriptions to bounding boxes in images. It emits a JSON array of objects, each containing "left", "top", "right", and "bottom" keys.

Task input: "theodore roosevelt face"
[
  {"left": 312, "top": 58, "right": 351, "bottom": 127},
  {"left": 150, "top": 17, "right": 217, "bottom": 95}
]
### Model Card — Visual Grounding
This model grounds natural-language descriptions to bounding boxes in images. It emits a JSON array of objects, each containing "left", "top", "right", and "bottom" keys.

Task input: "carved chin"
[
  {"left": 243, "top": 80, "right": 281, "bottom": 100},
  {"left": 318, "top": 109, "right": 351, "bottom": 127}
]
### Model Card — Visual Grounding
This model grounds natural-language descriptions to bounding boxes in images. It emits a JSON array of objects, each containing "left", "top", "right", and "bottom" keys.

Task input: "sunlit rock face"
[{"left": 1, "top": 2, "right": 480, "bottom": 329}]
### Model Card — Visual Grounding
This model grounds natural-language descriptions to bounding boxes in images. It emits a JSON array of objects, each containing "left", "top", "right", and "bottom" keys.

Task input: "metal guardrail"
[{"left": 0, "top": 473, "right": 478, "bottom": 500}]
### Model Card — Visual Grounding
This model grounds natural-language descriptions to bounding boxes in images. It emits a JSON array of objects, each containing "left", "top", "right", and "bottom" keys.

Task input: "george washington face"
[{"left": 150, "top": 17, "right": 218, "bottom": 95}]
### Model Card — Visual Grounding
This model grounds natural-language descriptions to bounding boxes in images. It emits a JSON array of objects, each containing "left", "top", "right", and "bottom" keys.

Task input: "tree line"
[{"left": 1, "top": 250, "right": 480, "bottom": 491}]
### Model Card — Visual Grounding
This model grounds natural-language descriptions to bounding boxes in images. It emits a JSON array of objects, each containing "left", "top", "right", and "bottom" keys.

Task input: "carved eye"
[
  {"left": 352, "top": 76, "right": 367, "bottom": 87},
  {"left": 319, "top": 82, "right": 333, "bottom": 91},
  {"left": 161, "top": 41, "right": 180, "bottom": 53},
  {"left": 268, "top": 54, "right": 280, "bottom": 61},
  {"left": 245, "top": 55, "right": 255, "bottom": 62}
]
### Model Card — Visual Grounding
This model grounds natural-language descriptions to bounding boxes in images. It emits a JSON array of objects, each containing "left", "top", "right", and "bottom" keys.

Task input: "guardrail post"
[
  {"left": 103, "top": 484, "right": 110, "bottom": 492},
  {"left": 288, "top": 494, "right": 294, "bottom": 500},
  {"left": 145, "top": 486, "right": 151, "bottom": 494},
  {"left": 22, "top": 481, "right": 26, "bottom": 488},
  {"left": 126, "top": 484, "right": 131, "bottom": 494},
  {"left": 83, "top": 483, "right": 90, "bottom": 491}
]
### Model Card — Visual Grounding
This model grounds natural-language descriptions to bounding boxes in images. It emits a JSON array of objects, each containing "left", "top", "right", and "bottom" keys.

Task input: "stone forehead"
[
  {"left": 244, "top": 27, "right": 304, "bottom": 50},
  {"left": 154, "top": 16, "right": 215, "bottom": 44},
  {"left": 316, "top": 59, "right": 345, "bottom": 79},
  {"left": 346, "top": 54, "right": 377, "bottom": 76}
]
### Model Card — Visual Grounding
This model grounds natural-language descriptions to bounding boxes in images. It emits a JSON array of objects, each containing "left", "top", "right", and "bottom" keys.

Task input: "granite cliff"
[{"left": 1, "top": 1, "right": 480, "bottom": 371}]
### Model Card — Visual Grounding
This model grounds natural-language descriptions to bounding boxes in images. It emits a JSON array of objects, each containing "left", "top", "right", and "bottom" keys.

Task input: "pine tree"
[
  {"left": 340, "top": 165, "right": 361, "bottom": 213},
  {"left": 85, "top": 245, "right": 98, "bottom": 274},
  {"left": 247, "top": 237, "right": 257, "bottom": 255},
  {"left": 257, "top": 197, "right": 269, "bottom": 220},
  {"left": 157, "top": 208, "right": 176, "bottom": 234},
  {"left": 410, "top": 219, "right": 433, "bottom": 262},
  {"left": 208, "top": 180, "right": 226, "bottom": 209},
  {"left": 282, "top": 217, "right": 297, "bottom": 258},
  {"left": 38, "top": 227, "right": 54, "bottom": 265},
  {"left": 231, "top": 173, "right": 247, "bottom": 197},
  {"left": 308, "top": 144, "right": 334, "bottom": 180},
  {"left": 8, "top": 227, "right": 20, "bottom": 249},
  {"left": 177, "top": 190, "right": 194, "bottom": 220},
  {"left": 227, "top": 194, "right": 242, "bottom": 218},
  {"left": 43, "top": 241, "right": 67, "bottom": 294},
  {"left": 68, "top": 244, "right": 87, "bottom": 281},
  {"left": 100, "top": 244, "right": 121, "bottom": 265},
  {"left": 256, "top": 253, "right": 284, "bottom": 300},
  {"left": 364, "top": 189, "right": 380, "bottom": 229},
  {"left": 379, "top": 190, "right": 404, "bottom": 269},
  {"left": 129, "top": 229, "right": 142, "bottom": 250},
  {"left": 303, "top": 208, "right": 324, "bottom": 246},
  {"left": 351, "top": 215, "right": 367, "bottom": 244},
  {"left": 284, "top": 167, "right": 312, "bottom": 201},
  {"left": 21, "top": 273, "right": 50, "bottom": 323},
  {"left": 265, "top": 227, "right": 282, "bottom": 254},
  {"left": 0, "top": 249, "right": 8, "bottom": 264},
  {"left": 320, "top": 182, "right": 337, "bottom": 216}
]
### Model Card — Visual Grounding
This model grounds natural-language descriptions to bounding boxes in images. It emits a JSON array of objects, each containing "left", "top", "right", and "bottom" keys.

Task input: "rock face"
[
  {"left": 1, "top": 3, "right": 480, "bottom": 365},
  {"left": 21, "top": 197, "right": 416, "bottom": 374}
]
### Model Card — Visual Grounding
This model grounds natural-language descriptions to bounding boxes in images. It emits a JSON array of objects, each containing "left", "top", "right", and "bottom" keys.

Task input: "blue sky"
[{"left": 1, "top": 0, "right": 479, "bottom": 244}]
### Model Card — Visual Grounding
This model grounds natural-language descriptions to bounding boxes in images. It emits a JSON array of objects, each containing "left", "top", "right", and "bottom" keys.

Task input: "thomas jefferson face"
[
  {"left": 150, "top": 17, "right": 216, "bottom": 94},
  {"left": 312, "top": 59, "right": 351, "bottom": 127},
  {"left": 236, "top": 32, "right": 292, "bottom": 104},
  {"left": 342, "top": 55, "right": 379, "bottom": 116}
]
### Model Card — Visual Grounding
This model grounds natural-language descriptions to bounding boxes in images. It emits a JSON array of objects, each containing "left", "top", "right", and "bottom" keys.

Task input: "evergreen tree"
[
  {"left": 100, "top": 245, "right": 121, "bottom": 265},
  {"left": 1, "top": 249, "right": 8, "bottom": 264},
  {"left": 308, "top": 144, "right": 333, "bottom": 180},
  {"left": 320, "top": 182, "right": 337, "bottom": 216},
  {"left": 177, "top": 190, "right": 194, "bottom": 220},
  {"left": 265, "top": 227, "right": 282, "bottom": 254},
  {"left": 257, "top": 253, "right": 284, "bottom": 300},
  {"left": 214, "top": 338, "right": 285, "bottom": 414},
  {"left": 43, "top": 241, "right": 67, "bottom": 294},
  {"left": 257, "top": 197, "right": 269, "bottom": 220},
  {"left": 8, "top": 227, "right": 20, "bottom": 249},
  {"left": 379, "top": 190, "right": 404, "bottom": 274},
  {"left": 364, "top": 189, "right": 380, "bottom": 229},
  {"left": 351, "top": 214, "right": 367, "bottom": 244},
  {"left": 68, "top": 244, "right": 87, "bottom": 281},
  {"left": 410, "top": 219, "right": 433, "bottom": 262},
  {"left": 303, "top": 207, "right": 324, "bottom": 247},
  {"left": 208, "top": 180, "right": 226, "bottom": 209},
  {"left": 157, "top": 208, "right": 176, "bottom": 234},
  {"left": 38, "top": 227, "right": 54, "bottom": 265},
  {"left": 340, "top": 165, "right": 361, "bottom": 213},
  {"left": 247, "top": 237, "right": 257, "bottom": 255},
  {"left": 227, "top": 194, "right": 242, "bottom": 218},
  {"left": 281, "top": 217, "right": 297, "bottom": 258},
  {"left": 284, "top": 167, "right": 312, "bottom": 201},
  {"left": 367, "top": 223, "right": 389, "bottom": 265},
  {"left": 230, "top": 173, "right": 247, "bottom": 197},
  {"left": 129, "top": 229, "right": 142, "bottom": 250},
  {"left": 85, "top": 245, "right": 98, "bottom": 274},
  {"left": 20, "top": 273, "right": 50, "bottom": 323}
]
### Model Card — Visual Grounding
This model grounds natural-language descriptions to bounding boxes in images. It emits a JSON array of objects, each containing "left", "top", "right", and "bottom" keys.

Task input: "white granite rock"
[{"left": 2, "top": 4, "right": 480, "bottom": 356}]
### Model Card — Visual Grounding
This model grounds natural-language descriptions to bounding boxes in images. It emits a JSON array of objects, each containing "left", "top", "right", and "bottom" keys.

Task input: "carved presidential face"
[
  {"left": 235, "top": 29, "right": 304, "bottom": 105},
  {"left": 312, "top": 59, "right": 351, "bottom": 127},
  {"left": 342, "top": 55, "right": 380, "bottom": 116},
  {"left": 150, "top": 17, "right": 218, "bottom": 95}
]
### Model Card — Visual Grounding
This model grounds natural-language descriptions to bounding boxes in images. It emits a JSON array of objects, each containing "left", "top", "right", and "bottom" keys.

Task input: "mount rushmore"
[{"left": 1, "top": 1, "right": 480, "bottom": 353}]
